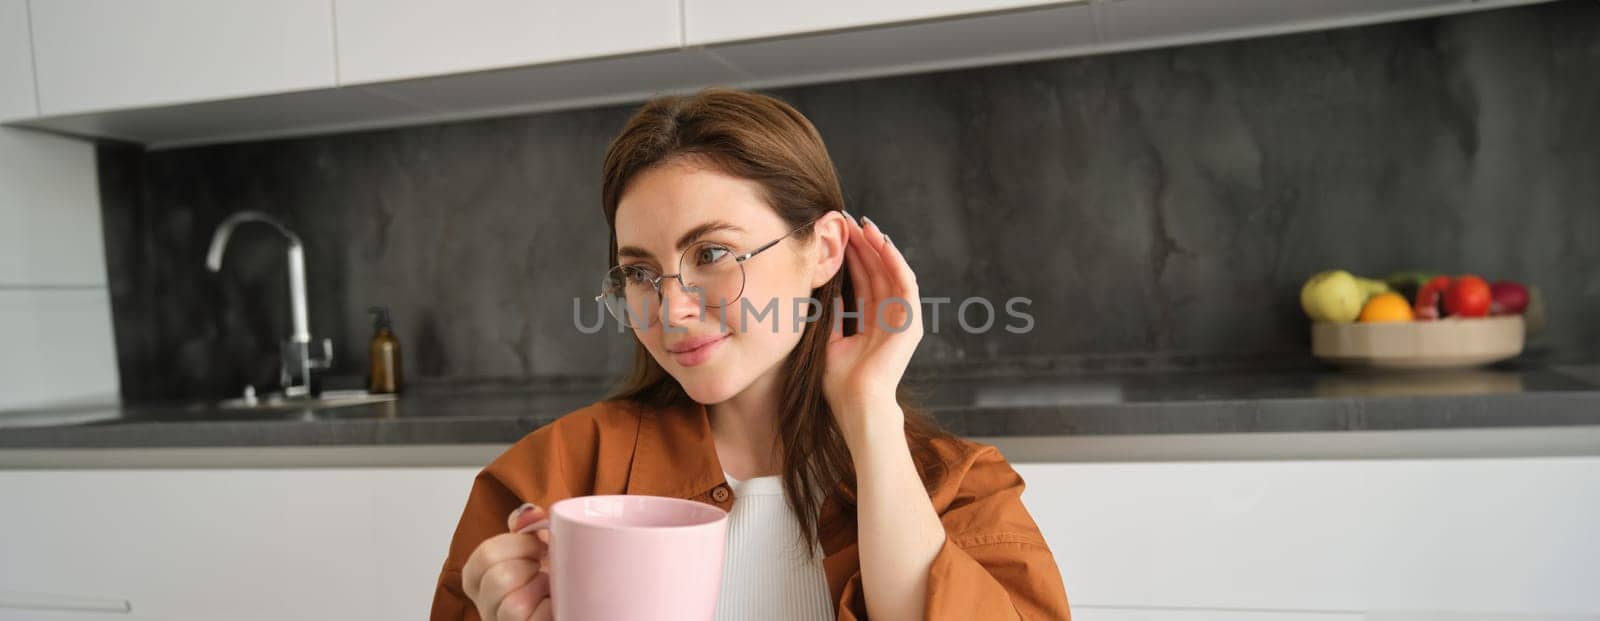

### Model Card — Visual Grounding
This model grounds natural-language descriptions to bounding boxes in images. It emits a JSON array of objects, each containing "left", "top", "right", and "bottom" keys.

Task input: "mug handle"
[{"left": 515, "top": 517, "right": 551, "bottom": 535}]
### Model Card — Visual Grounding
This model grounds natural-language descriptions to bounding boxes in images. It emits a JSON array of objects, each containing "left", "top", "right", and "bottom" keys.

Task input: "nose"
[{"left": 659, "top": 275, "right": 709, "bottom": 330}]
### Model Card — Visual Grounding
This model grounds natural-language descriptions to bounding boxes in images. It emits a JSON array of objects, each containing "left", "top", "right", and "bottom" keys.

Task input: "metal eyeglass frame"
[{"left": 595, "top": 216, "right": 821, "bottom": 324}]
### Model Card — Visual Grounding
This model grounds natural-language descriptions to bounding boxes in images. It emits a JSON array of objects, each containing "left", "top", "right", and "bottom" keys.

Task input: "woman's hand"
[
  {"left": 823, "top": 212, "right": 922, "bottom": 441},
  {"left": 461, "top": 503, "right": 554, "bottom": 621}
]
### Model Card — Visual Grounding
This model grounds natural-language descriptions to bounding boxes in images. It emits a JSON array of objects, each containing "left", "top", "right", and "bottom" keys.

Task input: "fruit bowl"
[{"left": 1311, "top": 315, "right": 1524, "bottom": 370}]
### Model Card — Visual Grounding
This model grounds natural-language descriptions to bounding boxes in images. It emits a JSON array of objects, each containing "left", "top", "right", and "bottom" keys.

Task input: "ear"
[{"left": 808, "top": 211, "right": 850, "bottom": 289}]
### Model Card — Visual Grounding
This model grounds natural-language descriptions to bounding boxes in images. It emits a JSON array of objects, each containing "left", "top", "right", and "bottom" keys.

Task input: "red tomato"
[
  {"left": 1444, "top": 275, "right": 1492, "bottom": 317},
  {"left": 1414, "top": 275, "right": 1452, "bottom": 320}
]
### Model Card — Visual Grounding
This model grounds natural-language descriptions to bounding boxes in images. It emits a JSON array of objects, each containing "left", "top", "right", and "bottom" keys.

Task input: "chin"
[{"left": 675, "top": 372, "right": 743, "bottom": 405}]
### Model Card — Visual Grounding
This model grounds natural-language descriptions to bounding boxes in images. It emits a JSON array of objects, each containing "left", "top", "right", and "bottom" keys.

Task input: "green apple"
[
  {"left": 1301, "top": 270, "right": 1365, "bottom": 323},
  {"left": 1355, "top": 277, "right": 1391, "bottom": 298}
]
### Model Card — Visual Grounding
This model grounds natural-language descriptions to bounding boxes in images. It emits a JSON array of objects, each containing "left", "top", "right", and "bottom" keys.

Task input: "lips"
[
  {"left": 666, "top": 333, "right": 729, "bottom": 367},
  {"left": 667, "top": 333, "right": 729, "bottom": 353}
]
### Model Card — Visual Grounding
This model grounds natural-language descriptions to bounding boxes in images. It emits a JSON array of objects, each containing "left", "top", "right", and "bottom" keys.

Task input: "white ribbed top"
[{"left": 713, "top": 471, "right": 834, "bottom": 621}]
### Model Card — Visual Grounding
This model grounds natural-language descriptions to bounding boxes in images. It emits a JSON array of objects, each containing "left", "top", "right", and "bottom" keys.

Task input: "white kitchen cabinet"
[
  {"left": 0, "top": 127, "right": 116, "bottom": 413},
  {"left": 0, "top": 289, "right": 119, "bottom": 412},
  {"left": 683, "top": 0, "right": 1546, "bottom": 49},
  {"left": 1015, "top": 458, "right": 1600, "bottom": 617},
  {"left": 699, "top": 1, "right": 1098, "bottom": 93},
  {"left": 683, "top": 0, "right": 1082, "bottom": 46},
  {"left": 7, "top": 0, "right": 1557, "bottom": 147},
  {"left": 334, "top": 0, "right": 682, "bottom": 86},
  {"left": 5, "top": 457, "right": 1594, "bottom": 619},
  {"left": 0, "top": 0, "right": 36, "bottom": 121},
  {"left": 368, "top": 468, "right": 485, "bottom": 619},
  {"left": 0, "top": 128, "right": 104, "bottom": 287},
  {"left": 1089, "top": 0, "right": 1537, "bottom": 55},
  {"left": 0, "top": 467, "right": 478, "bottom": 620},
  {"left": 28, "top": 0, "right": 336, "bottom": 116}
]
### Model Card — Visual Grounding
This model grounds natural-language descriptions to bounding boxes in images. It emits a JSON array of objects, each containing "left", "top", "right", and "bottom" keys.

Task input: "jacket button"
[{"left": 711, "top": 484, "right": 731, "bottom": 503}]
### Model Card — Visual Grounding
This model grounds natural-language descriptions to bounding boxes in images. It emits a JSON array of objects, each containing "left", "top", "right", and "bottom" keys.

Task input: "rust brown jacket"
[{"left": 429, "top": 398, "right": 1072, "bottom": 620}]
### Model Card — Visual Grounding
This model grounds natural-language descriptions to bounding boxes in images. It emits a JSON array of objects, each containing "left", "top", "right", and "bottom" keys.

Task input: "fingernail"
[
  {"left": 841, "top": 209, "right": 858, "bottom": 225},
  {"left": 511, "top": 502, "right": 539, "bottom": 524},
  {"left": 884, "top": 234, "right": 893, "bottom": 246},
  {"left": 861, "top": 215, "right": 877, "bottom": 231}
]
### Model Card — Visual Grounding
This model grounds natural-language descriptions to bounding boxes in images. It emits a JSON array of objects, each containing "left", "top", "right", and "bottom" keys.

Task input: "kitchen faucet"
[{"left": 204, "top": 211, "right": 332, "bottom": 398}]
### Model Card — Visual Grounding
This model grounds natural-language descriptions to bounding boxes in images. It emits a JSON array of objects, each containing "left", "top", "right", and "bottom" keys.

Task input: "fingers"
[
  {"left": 532, "top": 596, "right": 554, "bottom": 621},
  {"left": 840, "top": 216, "right": 871, "bottom": 337},
  {"left": 842, "top": 212, "right": 887, "bottom": 329},
  {"left": 859, "top": 215, "right": 914, "bottom": 296},
  {"left": 869, "top": 220, "right": 922, "bottom": 339},
  {"left": 495, "top": 569, "right": 552, "bottom": 621},
  {"left": 836, "top": 210, "right": 925, "bottom": 359},
  {"left": 854, "top": 216, "right": 891, "bottom": 305},
  {"left": 507, "top": 502, "right": 547, "bottom": 533},
  {"left": 472, "top": 559, "right": 545, "bottom": 621},
  {"left": 463, "top": 533, "right": 548, "bottom": 601},
  {"left": 464, "top": 502, "right": 555, "bottom": 621},
  {"left": 844, "top": 212, "right": 883, "bottom": 320},
  {"left": 849, "top": 213, "right": 923, "bottom": 338}
]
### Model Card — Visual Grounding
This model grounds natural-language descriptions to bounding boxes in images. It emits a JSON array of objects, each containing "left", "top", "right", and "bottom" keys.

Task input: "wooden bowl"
[{"left": 1311, "top": 315, "right": 1525, "bottom": 370}]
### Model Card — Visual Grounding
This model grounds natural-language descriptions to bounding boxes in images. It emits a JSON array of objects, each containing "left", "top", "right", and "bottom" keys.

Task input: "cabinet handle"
[{"left": 0, "top": 590, "right": 131, "bottom": 613}]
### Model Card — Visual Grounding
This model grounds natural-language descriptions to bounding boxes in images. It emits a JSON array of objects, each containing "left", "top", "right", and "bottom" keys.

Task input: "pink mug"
[{"left": 525, "top": 495, "right": 730, "bottom": 620}]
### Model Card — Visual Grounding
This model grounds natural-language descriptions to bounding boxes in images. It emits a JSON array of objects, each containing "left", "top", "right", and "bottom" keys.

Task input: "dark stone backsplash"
[{"left": 97, "top": 1, "right": 1600, "bottom": 403}]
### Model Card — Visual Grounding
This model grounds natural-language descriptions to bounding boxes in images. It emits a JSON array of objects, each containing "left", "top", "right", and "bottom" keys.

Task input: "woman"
[{"left": 429, "top": 88, "right": 1070, "bottom": 620}]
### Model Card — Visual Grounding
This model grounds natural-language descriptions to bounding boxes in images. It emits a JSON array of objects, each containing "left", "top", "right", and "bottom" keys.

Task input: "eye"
[
  {"left": 620, "top": 264, "right": 658, "bottom": 285},
  {"left": 690, "top": 244, "right": 732, "bottom": 267}
]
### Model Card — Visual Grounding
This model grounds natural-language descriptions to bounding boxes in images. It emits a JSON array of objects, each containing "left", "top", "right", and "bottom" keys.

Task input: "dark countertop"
[{"left": 4, "top": 363, "right": 1600, "bottom": 449}]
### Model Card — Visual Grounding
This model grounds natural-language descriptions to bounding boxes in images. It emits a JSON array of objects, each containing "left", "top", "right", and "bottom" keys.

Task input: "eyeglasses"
[{"left": 597, "top": 217, "right": 818, "bottom": 329}]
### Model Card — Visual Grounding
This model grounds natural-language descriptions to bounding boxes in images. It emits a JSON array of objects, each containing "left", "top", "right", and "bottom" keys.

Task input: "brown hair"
[{"left": 599, "top": 87, "right": 954, "bottom": 549}]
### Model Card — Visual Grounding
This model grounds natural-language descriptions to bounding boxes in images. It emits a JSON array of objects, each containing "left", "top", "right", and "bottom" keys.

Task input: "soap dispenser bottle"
[{"left": 367, "top": 306, "right": 403, "bottom": 394}]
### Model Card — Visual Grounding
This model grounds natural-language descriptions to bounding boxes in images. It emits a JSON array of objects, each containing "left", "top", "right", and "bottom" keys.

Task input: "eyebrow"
[{"left": 616, "top": 220, "right": 746, "bottom": 260}]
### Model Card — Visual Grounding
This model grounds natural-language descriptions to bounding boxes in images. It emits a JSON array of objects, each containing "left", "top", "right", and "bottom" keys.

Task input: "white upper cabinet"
[
  {"left": 683, "top": 0, "right": 1081, "bottom": 46},
  {"left": 2, "top": 0, "right": 1555, "bottom": 146},
  {"left": 1091, "top": 0, "right": 1524, "bottom": 52},
  {"left": 700, "top": 2, "right": 1097, "bottom": 91},
  {"left": 334, "top": 0, "right": 682, "bottom": 86},
  {"left": 28, "top": 0, "right": 336, "bottom": 116},
  {"left": 0, "top": 0, "right": 37, "bottom": 121}
]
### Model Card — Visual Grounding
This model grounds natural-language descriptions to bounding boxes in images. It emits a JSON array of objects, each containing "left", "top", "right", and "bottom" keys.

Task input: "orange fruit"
[{"left": 1359, "top": 292, "right": 1414, "bottom": 322}]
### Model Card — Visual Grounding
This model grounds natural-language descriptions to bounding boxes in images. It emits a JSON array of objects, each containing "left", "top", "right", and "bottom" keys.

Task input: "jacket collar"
[
  {"left": 624, "top": 399, "right": 729, "bottom": 502},
  {"left": 621, "top": 398, "right": 859, "bottom": 560}
]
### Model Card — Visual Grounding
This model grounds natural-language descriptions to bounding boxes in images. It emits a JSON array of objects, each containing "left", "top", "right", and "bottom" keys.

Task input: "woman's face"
[{"left": 613, "top": 159, "right": 837, "bottom": 405}]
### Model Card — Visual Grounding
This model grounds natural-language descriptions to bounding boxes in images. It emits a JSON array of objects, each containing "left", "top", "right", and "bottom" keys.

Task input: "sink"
[{"left": 216, "top": 389, "right": 398, "bottom": 411}]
